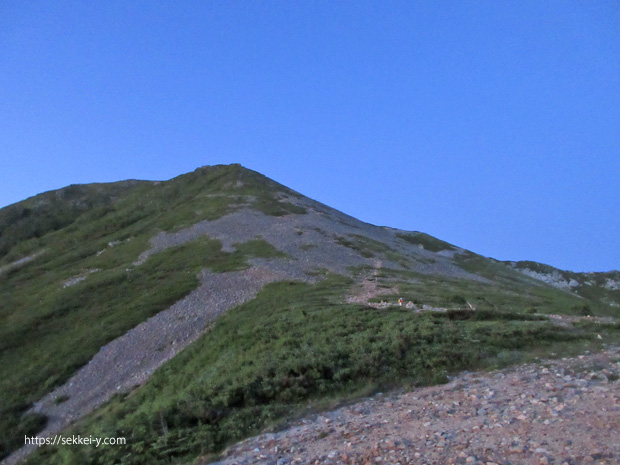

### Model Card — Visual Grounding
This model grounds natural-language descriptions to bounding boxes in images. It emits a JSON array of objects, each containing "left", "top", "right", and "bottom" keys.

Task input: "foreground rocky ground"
[{"left": 208, "top": 346, "right": 620, "bottom": 465}]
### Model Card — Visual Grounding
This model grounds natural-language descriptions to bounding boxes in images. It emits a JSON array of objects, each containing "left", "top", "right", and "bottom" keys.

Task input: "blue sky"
[{"left": 1, "top": 1, "right": 619, "bottom": 271}]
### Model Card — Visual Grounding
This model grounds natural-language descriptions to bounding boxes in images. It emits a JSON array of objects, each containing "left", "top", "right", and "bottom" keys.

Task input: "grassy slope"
[
  {"left": 0, "top": 164, "right": 299, "bottom": 459},
  {"left": 28, "top": 275, "right": 620, "bottom": 465},
  {"left": 507, "top": 260, "right": 620, "bottom": 312},
  {"left": 372, "top": 268, "right": 586, "bottom": 316},
  {"left": 396, "top": 232, "right": 457, "bottom": 253},
  {"left": 369, "top": 239, "right": 613, "bottom": 317},
  {"left": 0, "top": 180, "right": 148, "bottom": 262}
]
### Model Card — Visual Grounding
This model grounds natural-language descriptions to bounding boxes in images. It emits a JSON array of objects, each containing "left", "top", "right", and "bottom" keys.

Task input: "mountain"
[{"left": 1, "top": 164, "right": 618, "bottom": 465}]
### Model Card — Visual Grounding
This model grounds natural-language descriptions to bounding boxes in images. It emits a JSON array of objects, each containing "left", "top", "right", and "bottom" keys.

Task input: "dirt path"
[
  {"left": 346, "top": 260, "right": 399, "bottom": 308},
  {"left": 208, "top": 347, "right": 620, "bottom": 465}
]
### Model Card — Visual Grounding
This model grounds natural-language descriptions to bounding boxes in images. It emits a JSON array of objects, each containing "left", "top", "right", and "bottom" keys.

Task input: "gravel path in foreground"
[{"left": 208, "top": 347, "right": 620, "bottom": 465}]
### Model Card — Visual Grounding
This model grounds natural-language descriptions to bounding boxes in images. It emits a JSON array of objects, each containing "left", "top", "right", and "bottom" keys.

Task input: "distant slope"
[
  {"left": 1, "top": 164, "right": 618, "bottom": 465},
  {"left": 507, "top": 260, "right": 620, "bottom": 311},
  {"left": 0, "top": 180, "right": 149, "bottom": 261}
]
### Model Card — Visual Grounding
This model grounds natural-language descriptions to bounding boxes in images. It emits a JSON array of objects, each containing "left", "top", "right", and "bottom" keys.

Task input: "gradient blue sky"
[{"left": 1, "top": 1, "right": 619, "bottom": 271}]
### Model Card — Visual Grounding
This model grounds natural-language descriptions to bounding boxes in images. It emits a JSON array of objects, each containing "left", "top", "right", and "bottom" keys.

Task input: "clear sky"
[{"left": 1, "top": 1, "right": 619, "bottom": 272}]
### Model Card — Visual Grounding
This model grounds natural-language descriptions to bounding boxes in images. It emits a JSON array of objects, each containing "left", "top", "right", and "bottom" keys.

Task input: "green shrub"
[
  {"left": 576, "top": 305, "right": 593, "bottom": 316},
  {"left": 449, "top": 295, "right": 467, "bottom": 305},
  {"left": 396, "top": 233, "right": 456, "bottom": 252}
]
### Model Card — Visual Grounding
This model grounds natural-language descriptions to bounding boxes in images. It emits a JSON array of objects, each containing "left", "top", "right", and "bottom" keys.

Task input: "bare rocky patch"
[
  {"left": 134, "top": 207, "right": 482, "bottom": 282},
  {"left": 0, "top": 251, "right": 45, "bottom": 276}
]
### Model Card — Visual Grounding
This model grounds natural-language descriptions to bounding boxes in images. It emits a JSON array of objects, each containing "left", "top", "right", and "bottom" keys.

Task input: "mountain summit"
[{"left": 1, "top": 164, "right": 618, "bottom": 465}]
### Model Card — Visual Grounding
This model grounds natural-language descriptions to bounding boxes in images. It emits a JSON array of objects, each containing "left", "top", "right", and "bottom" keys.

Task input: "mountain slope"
[
  {"left": 0, "top": 180, "right": 148, "bottom": 263},
  {"left": 506, "top": 260, "right": 620, "bottom": 311},
  {"left": 1, "top": 164, "right": 618, "bottom": 465}
]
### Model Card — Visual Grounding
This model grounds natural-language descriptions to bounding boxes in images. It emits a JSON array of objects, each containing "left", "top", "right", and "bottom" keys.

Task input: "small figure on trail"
[{"left": 398, "top": 297, "right": 403, "bottom": 306}]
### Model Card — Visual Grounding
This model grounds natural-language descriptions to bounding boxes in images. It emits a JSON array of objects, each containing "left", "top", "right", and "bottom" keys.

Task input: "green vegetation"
[
  {"left": 396, "top": 232, "right": 456, "bottom": 252},
  {"left": 454, "top": 251, "right": 529, "bottom": 282},
  {"left": 335, "top": 235, "right": 374, "bottom": 258},
  {"left": 0, "top": 181, "right": 148, "bottom": 258},
  {"left": 233, "top": 238, "right": 286, "bottom": 260},
  {"left": 27, "top": 275, "right": 619, "bottom": 465},
  {"left": 506, "top": 261, "right": 620, "bottom": 313},
  {"left": 0, "top": 181, "right": 146, "bottom": 262},
  {"left": 452, "top": 252, "right": 620, "bottom": 314},
  {"left": 372, "top": 267, "right": 591, "bottom": 315},
  {"left": 335, "top": 234, "right": 404, "bottom": 264}
]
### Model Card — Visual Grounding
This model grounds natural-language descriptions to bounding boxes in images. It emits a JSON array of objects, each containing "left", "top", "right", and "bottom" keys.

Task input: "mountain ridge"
[{"left": 4, "top": 164, "right": 617, "bottom": 274}]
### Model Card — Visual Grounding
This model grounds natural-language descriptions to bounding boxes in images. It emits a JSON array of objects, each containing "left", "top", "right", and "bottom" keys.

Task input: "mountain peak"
[{"left": 2, "top": 165, "right": 619, "bottom": 465}]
